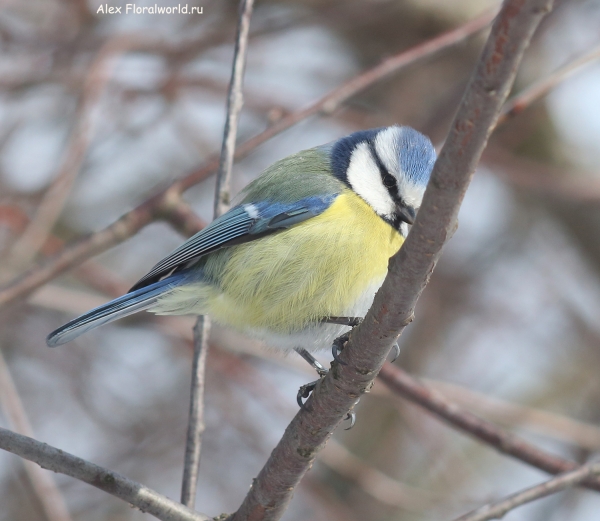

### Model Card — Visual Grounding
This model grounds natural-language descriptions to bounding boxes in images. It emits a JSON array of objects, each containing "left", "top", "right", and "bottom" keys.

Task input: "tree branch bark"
[
  {"left": 452, "top": 461, "right": 600, "bottom": 521},
  {"left": 0, "top": 427, "right": 211, "bottom": 521},
  {"left": 378, "top": 363, "right": 600, "bottom": 491},
  {"left": 229, "top": 1, "right": 554, "bottom": 520}
]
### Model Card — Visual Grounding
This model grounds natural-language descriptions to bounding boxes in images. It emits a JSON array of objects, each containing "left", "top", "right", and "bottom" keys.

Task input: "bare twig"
[
  {"left": 181, "top": 316, "right": 211, "bottom": 508},
  {"left": 230, "top": 2, "right": 554, "bottom": 520},
  {"left": 484, "top": 145, "right": 600, "bottom": 202},
  {"left": 452, "top": 461, "right": 600, "bottom": 521},
  {"left": 498, "top": 43, "right": 600, "bottom": 124},
  {"left": 0, "top": 350, "right": 72, "bottom": 521},
  {"left": 424, "top": 378, "right": 600, "bottom": 451},
  {"left": 181, "top": 0, "right": 255, "bottom": 508},
  {"left": 0, "top": 427, "right": 211, "bottom": 521},
  {"left": 214, "top": 0, "right": 255, "bottom": 217},
  {"left": 378, "top": 363, "right": 600, "bottom": 492},
  {"left": 0, "top": 10, "right": 492, "bottom": 310}
]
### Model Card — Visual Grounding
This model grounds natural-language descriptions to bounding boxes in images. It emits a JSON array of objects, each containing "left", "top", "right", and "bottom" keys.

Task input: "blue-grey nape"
[
  {"left": 395, "top": 127, "right": 436, "bottom": 187},
  {"left": 329, "top": 128, "right": 383, "bottom": 183}
]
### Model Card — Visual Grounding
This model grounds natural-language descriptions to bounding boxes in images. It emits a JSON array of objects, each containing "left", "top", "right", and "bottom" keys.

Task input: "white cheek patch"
[{"left": 346, "top": 142, "right": 395, "bottom": 218}]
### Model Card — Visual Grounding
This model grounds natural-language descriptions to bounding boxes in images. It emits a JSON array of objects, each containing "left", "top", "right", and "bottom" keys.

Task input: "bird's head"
[{"left": 330, "top": 125, "right": 436, "bottom": 234}]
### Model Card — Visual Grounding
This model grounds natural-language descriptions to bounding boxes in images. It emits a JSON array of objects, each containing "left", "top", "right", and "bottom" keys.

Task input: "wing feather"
[{"left": 130, "top": 195, "right": 337, "bottom": 291}]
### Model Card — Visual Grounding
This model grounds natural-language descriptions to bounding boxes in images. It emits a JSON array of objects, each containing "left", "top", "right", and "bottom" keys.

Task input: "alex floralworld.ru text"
[{"left": 96, "top": 4, "right": 204, "bottom": 14}]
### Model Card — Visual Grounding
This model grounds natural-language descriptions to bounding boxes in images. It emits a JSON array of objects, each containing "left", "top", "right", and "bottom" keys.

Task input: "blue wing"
[
  {"left": 46, "top": 272, "right": 187, "bottom": 347},
  {"left": 129, "top": 194, "right": 337, "bottom": 291}
]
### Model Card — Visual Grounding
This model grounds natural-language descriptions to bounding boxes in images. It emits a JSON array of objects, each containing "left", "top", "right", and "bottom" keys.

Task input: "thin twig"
[
  {"left": 214, "top": 0, "right": 255, "bottom": 218},
  {"left": 181, "top": 316, "right": 211, "bottom": 508},
  {"left": 0, "top": 427, "right": 211, "bottom": 521},
  {"left": 424, "top": 378, "right": 600, "bottom": 451},
  {"left": 229, "top": 2, "right": 554, "bottom": 520},
  {"left": 0, "top": 350, "right": 73, "bottom": 521},
  {"left": 451, "top": 461, "right": 600, "bottom": 521},
  {"left": 498, "top": 43, "right": 600, "bottom": 124},
  {"left": 378, "top": 363, "right": 600, "bottom": 492},
  {"left": 0, "top": 10, "right": 492, "bottom": 310},
  {"left": 181, "top": 0, "right": 255, "bottom": 508}
]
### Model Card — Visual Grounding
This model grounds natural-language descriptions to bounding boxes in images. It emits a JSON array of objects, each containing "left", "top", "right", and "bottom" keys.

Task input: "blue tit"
[{"left": 46, "top": 125, "right": 436, "bottom": 357}]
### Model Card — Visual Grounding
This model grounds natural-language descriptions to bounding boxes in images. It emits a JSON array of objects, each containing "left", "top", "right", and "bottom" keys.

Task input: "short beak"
[{"left": 396, "top": 205, "right": 416, "bottom": 226}]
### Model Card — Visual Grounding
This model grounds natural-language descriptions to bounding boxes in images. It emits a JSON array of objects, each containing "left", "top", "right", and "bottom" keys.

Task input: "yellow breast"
[{"left": 204, "top": 190, "right": 404, "bottom": 333}]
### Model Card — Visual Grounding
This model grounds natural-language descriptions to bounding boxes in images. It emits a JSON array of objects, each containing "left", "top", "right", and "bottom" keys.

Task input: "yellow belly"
[{"left": 154, "top": 191, "right": 403, "bottom": 334}]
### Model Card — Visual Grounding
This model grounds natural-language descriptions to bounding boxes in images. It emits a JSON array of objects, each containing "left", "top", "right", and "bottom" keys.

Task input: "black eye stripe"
[{"left": 367, "top": 141, "right": 397, "bottom": 192}]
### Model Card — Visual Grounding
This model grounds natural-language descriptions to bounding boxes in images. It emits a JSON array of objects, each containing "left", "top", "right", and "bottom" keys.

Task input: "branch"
[
  {"left": 378, "top": 363, "right": 600, "bottom": 492},
  {"left": 0, "top": 428, "right": 211, "bottom": 521},
  {"left": 214, "top": 0, "right": 255, "bottom": 218},
  {"left": 182, "top": 0, "right": 255, "bottom": 508},
  {"left": 452, "top": 461, "right": 600, "bottom": 521},
  {"left": 424, "top": 377, "right": 600, "bottom": 450},
  {"left": 230, "top": 1, "right": 554, "bottom": 520},
  {"left": 0, "top": 351, "right": 72, "bottom": 521},
  {"left": 181, "top": 316, "right": 212, "bottom": 507},
  {"left": 0, "top": 10, "right": 492, "bottom": 310},
  {"left": 498, "top": 43, "right": 600, "bottom": 124}
]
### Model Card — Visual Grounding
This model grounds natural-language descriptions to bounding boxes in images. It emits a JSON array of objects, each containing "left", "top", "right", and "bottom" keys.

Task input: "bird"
[{"left": 47, "top": 125, "right": 436, "bottom": 381}]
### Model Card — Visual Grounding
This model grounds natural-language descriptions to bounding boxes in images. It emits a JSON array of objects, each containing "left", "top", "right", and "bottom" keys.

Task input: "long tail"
[{"left": 46, "top": 273, "right": 187, "bottom": 347}]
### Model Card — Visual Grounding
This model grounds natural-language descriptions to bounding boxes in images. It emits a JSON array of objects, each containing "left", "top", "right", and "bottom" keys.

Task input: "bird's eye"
[{"left": 382, "top": 173, "right": 396, "bottom": 188}]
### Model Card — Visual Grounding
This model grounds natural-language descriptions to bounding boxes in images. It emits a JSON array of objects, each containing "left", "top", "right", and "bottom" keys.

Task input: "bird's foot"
[
  {"left": 296, "top": 378, "right": 320, "bottom": 407},
  {"left": 331, "top": 332, "right": 351, "bottom": 364},
  {"left": 296, "top": 379, "right": 356, "bottom": 429},
  {"left": 323, "top": 316, "right": 363, "bottom": 365}
]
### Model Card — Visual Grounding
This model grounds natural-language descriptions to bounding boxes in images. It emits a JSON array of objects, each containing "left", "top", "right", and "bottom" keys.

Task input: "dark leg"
[
  {"left": 294, "top": 347, "right": 328, "bottom": 377},
  {"left": 294, "top": 347, "right": 327, "bottom": 408},
  {"left": 321, "top": 316, "right": 363, "bottom": 327}
]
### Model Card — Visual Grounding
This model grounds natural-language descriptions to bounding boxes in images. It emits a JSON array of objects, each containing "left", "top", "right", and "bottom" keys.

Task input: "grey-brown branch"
[
  {"left": 229, "top": 1, "right": 554, "bottom": 520},
  {"left": 0, "top": 427, "right": 211, "bottom": 521}
]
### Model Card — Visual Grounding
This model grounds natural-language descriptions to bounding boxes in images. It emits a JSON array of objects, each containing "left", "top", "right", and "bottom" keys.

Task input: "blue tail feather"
[{"left": 46, "top": 272, "right": 186, "bottom": 347}]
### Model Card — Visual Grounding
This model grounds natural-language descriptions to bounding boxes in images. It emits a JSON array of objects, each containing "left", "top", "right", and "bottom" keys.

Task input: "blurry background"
[{"left": 1, "top": 0, "right": 600, "bottom": 520}]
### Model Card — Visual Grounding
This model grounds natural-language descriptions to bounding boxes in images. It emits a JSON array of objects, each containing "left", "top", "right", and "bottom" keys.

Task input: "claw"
[
  {"left": 297, "top": 380, "right": 318, "bottom": 407},
  {"left": 344, "top": 411, "right": 356, "bottom": 430},
  {"left": 332, "top": 333, "right": 350, "bottom": 365},
  {"left": 390, "top": 342, "right": 400, "bottom": 363}
]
